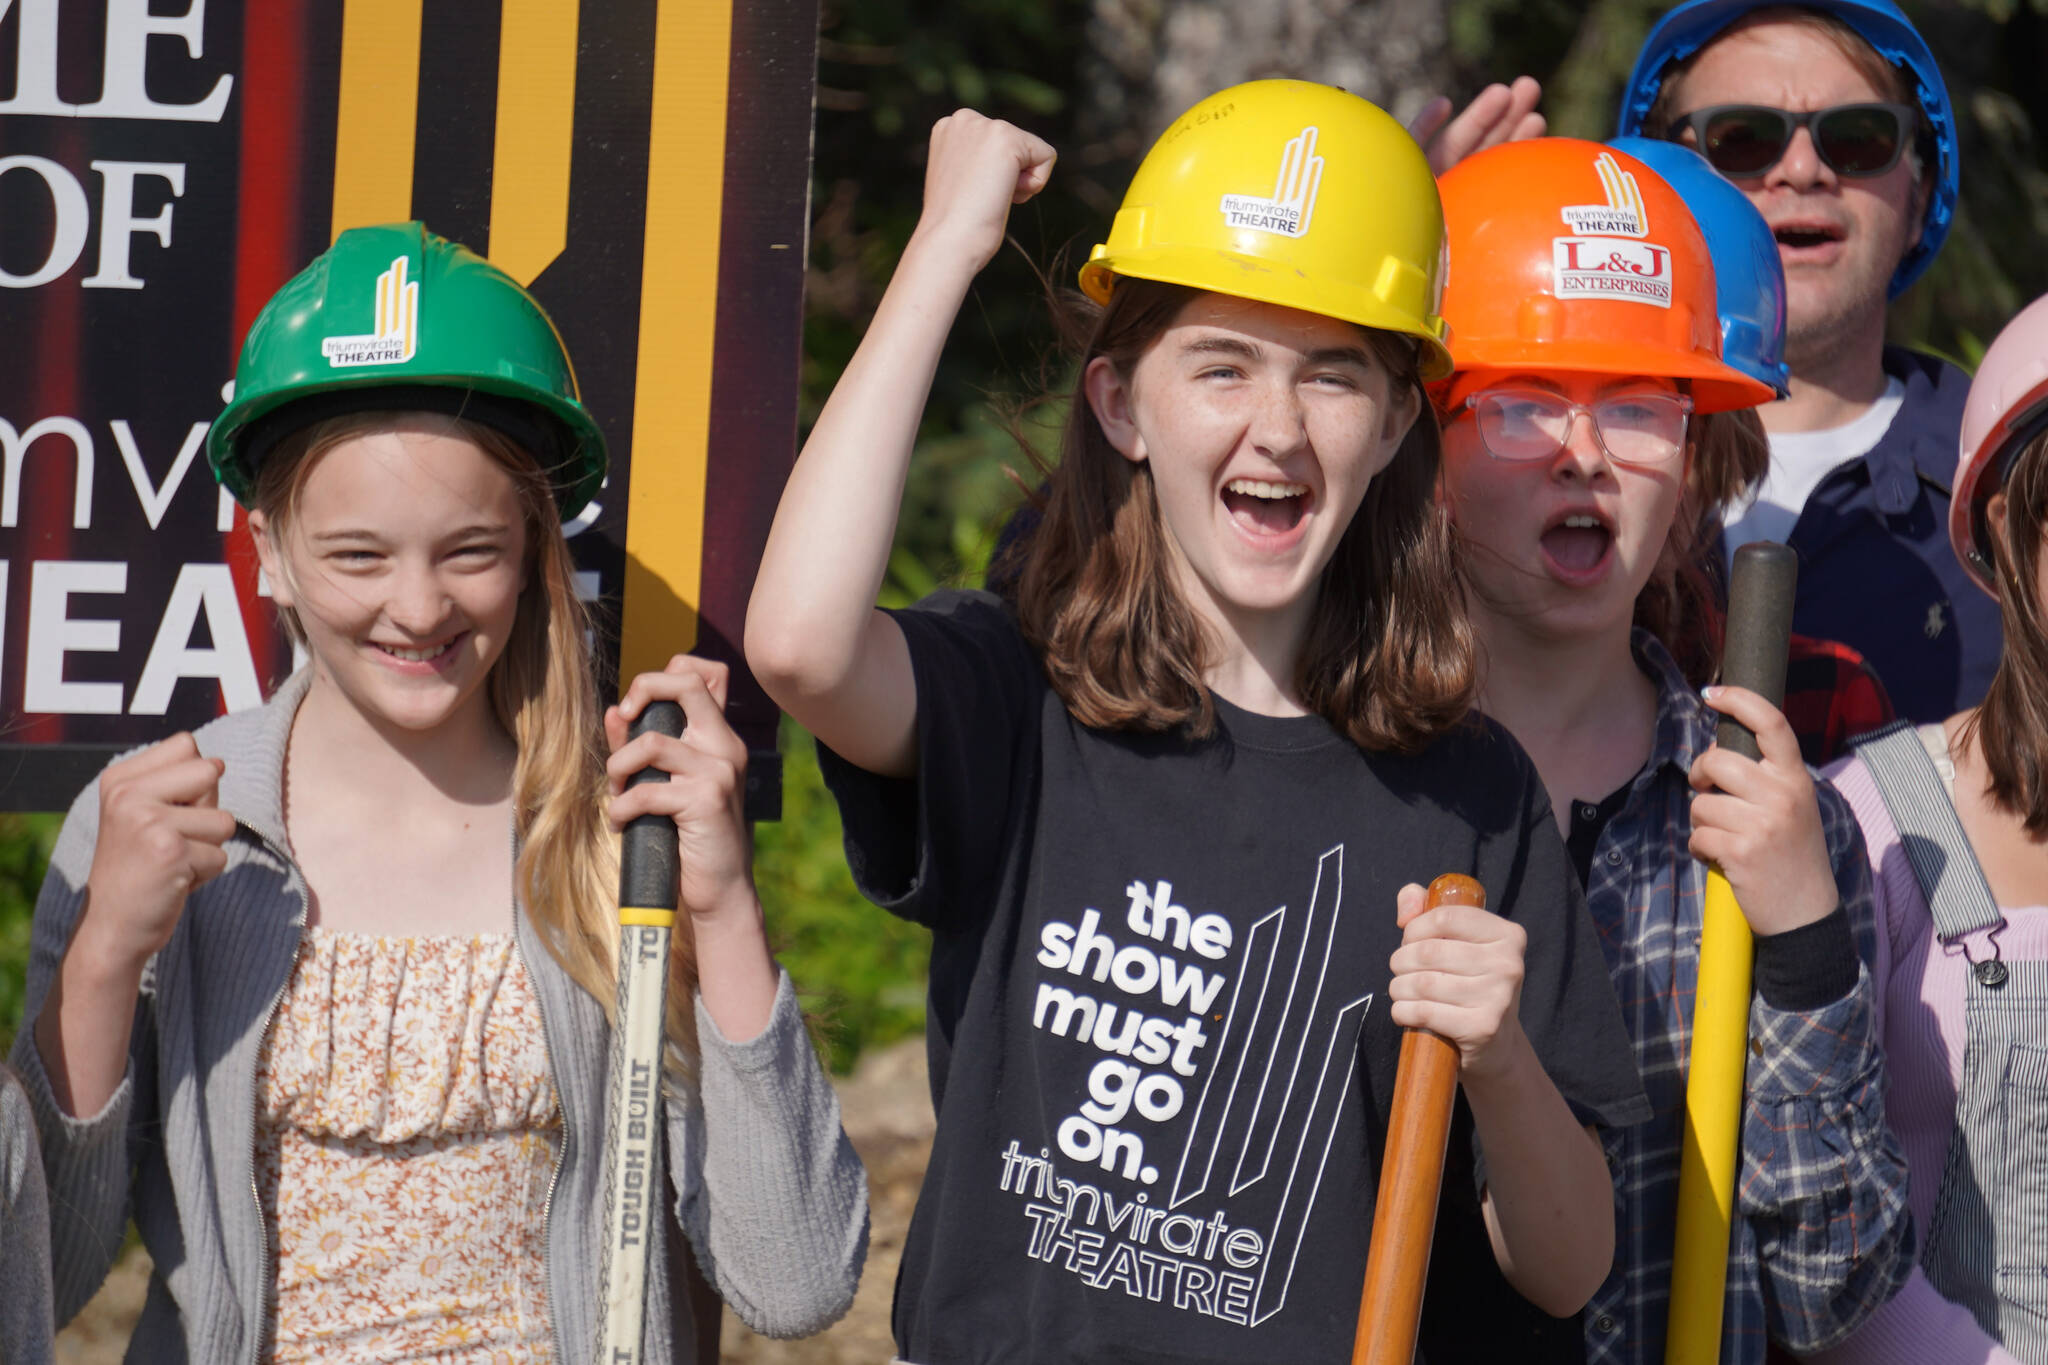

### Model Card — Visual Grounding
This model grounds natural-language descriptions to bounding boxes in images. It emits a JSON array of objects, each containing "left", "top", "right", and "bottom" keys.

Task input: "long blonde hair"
[{"left": 253, "top": 410, "right": 699, "bottom": 1071}]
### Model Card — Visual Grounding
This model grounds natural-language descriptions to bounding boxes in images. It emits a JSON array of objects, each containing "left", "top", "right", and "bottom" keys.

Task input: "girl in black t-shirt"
[{"left": 750, "top": 85, "right": 1647, "bottom": 1363}]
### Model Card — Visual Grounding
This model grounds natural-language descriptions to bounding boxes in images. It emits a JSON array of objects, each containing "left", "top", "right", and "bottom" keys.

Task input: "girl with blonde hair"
[{"left": 11, "top": 223, "right": 866, "bottom": 1363}]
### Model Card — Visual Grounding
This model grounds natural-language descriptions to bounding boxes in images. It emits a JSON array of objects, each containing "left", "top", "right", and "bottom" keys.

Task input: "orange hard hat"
[{"left": 1434, "top": 138, "right": 1775, "bottom": 414}]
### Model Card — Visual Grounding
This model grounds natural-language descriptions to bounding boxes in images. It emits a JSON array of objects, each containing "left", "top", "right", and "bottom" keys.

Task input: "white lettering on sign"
[
  {"left": 80, "top": 0, "right": 234, "bottom": 121},
  {"left": 130, "top": 564, "right": 261, "bottom": 715},
  {"left": 24, "top": 560, "right": 126, "bottom": 715},
  {"left": 0, "top": 157, "right": 91, "bottom": 287},
  {"left": 3, "top": 415, "right": 233, "bottom": 529},
  {"left": 1552, "top": 237, "right": 1674, "bottom": 308},
  {"left": 0, "top": 0, "right": 234, "bottom": 122},
  {"left": 111, "top": 421, "right": 208, "bottom": 529},
  {"left": 8, "top": 558, "right": 271, "bottom": 716},
  {"left": 83, "top": 161, "right": 186, "bottom": 289},
  {"left": 0, "top": 0, "right": 64, "bottom": 115},
  {"left": 0, "top": 0, "right": 227, "bottom": 289},
  {"left": 0, "top": 156, "right": 191, "bottom": 290},
  {"left": 1, "top": 416, "right": 94, "bottom": 529}
]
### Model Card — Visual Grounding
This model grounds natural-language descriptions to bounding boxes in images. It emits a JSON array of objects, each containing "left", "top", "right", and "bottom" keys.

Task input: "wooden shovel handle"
[{"left": 1352, "top": 873, "right": 1486, "bottom": 1365}]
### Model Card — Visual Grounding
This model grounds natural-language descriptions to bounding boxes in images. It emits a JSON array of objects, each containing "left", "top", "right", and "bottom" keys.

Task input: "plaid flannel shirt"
[
  {"left": 1578, "top": 632, "right": 1914, "bottom": 1365},
  {"left": 1782, "top": 633, "right": 1897, "bottom": 768}
]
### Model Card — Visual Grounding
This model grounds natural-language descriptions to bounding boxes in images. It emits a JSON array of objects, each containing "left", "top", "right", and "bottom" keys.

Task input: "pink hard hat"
[{"left": 1955, "top": 294, "right": 2048, "bottom": 597}]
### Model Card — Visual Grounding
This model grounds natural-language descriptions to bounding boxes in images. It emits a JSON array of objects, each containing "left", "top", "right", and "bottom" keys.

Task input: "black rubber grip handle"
[
  {"left": 1716, "top": 542, "right": 1798, "bottom": 762},
  {"left": 619, "top": 700, "right": 685, "bottom": 910}
]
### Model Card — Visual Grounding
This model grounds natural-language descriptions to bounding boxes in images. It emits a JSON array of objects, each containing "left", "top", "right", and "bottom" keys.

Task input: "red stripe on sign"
[
  {"left": 12, "top": 120, "right": 86, "bottom": 746},
  {"left": 225, "top": 0, "right": 310, "bottom": 706}
]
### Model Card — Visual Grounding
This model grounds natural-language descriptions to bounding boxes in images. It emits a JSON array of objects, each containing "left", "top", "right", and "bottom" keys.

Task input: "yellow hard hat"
[{"left": 1079, "top": 79, "right": 1451, "bottom": 379}]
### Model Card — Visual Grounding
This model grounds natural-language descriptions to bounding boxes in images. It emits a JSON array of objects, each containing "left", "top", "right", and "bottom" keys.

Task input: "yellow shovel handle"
[{"left": 1664, "top": 867, "right": 1753, "bottom": 1365}]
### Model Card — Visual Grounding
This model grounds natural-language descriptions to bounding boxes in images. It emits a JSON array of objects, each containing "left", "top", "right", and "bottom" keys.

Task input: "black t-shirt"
[{"left": 819, "top": 591, "right": 1649, "bottom": 1365}]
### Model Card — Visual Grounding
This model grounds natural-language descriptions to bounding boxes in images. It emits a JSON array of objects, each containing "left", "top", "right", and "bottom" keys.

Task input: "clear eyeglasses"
[{"left": 1460, "top": 387, "right": 1694, "bottom": 466}]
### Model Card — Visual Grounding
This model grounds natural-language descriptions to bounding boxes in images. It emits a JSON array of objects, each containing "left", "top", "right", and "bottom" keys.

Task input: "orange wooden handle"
[{"left": 1352, "top": 873, "right": 1486, "bottom": 1365}]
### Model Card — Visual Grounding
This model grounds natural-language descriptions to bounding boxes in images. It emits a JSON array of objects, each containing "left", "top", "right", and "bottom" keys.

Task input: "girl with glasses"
[{"left": 1432, "top": 138, "right": 1912, "bottom": 1365}]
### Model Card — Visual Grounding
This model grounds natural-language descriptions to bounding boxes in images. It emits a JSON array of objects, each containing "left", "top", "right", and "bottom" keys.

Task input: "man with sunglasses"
[{"left": 1617, "top": 0, "right": 1997, "bottom": 730}]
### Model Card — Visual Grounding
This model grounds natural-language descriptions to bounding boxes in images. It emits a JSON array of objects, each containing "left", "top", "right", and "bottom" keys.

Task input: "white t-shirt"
[{"left": 1721, "top": 377, "right": 1906, "bottom": 569}]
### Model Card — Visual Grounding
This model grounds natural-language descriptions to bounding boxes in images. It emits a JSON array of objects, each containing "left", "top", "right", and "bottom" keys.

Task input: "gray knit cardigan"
[
  {"left": 7, "top": 671, "right": 868, "bottom": 1364},
  {"left": 1, "top": 1064, "right": 56, "bottom": 1365}
]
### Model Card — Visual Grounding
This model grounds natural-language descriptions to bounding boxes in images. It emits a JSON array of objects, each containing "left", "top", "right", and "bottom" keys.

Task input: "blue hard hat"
[
  {"left": 1610, "top": 136, "right": 1791, "bottom": 398},
  {"left": 1615, "top": 0, "right": 1957, "bottom": 298}
]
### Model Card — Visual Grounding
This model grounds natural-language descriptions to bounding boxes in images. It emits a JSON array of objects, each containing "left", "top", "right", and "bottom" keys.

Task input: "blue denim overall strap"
[{"left": 1856, "top": 721, "right": 2048, "bottom": 1360}]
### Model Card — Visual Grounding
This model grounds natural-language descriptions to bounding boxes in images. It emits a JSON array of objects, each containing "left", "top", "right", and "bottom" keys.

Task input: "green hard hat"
[{"left": 207, "top": 221, "right": 607, "bottom": 517}]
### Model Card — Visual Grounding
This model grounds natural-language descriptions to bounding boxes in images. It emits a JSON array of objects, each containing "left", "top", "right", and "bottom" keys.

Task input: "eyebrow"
[
  {"left": 1303, "top": 345, "right": 1377, "bottom": 370},
  {"left": 1182, "top": 336, "right": 1262, "bottom": 361},
  {"left": 1180, "top": 337, "right": 1376, "bottom": 369},
  {"left": 306, "top": 521, "right": 514, "bottom": 544}
]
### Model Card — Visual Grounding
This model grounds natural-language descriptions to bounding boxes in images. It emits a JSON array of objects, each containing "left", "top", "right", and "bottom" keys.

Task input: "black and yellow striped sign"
[{"left": 0, "top": 0, "right": 816, "bottom": 814}]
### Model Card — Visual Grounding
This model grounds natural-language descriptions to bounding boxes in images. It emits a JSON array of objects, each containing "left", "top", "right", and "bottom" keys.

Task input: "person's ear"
[
  {"left": 1380, "top": 377, "right": 1423, "bottom": 447},
  {"left": 1905, "top": 156, "right": 1933, "bottom": 253},
  {"left": 1084, "top": 356, "right": 1147, "bottom": 465},
  {"left": 1988, "top": 489, "right": 2012, "bottom": 562},
  {"left": 247, "top": 509, "right": 293, "bottom": 611}
]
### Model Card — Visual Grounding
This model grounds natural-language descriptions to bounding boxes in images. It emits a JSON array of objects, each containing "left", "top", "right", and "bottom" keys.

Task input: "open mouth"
[
  {"left": 1221, "top": 477, "right": 1312, "bottom": 536},
  {"left": 1539, "top": 512, "right": 1613, "bottom": 577},
  {"left": 1772, "top": 220, "right": 1845, "bottom": 253}
]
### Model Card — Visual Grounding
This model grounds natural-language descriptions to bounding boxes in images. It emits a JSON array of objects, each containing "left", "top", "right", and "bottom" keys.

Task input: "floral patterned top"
[{"left": 254, "top": 929, "right": 564, "bottom": 1363}]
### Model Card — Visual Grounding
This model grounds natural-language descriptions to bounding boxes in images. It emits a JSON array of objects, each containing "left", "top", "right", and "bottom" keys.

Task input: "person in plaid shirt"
[{"left": 1431, "top": 138, "right": 1914, "bottom": 1364}]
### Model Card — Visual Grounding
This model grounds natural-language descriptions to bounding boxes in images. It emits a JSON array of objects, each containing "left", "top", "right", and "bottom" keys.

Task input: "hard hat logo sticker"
[
  {"left": 1220, "top": 126, "right": 1324, "bottom": 239},
  {"left": 1551, "top": 152, "right": 1670, "bottom": 307},
  {"left": 1559, "top": 153, "right": 1649, "bottom": 239},
  {"left": 322, "top": 257, "right": 421, "bottom": 368},
  {"left": 1552, "top": 239, "right": 1674, "bottom": 307}
]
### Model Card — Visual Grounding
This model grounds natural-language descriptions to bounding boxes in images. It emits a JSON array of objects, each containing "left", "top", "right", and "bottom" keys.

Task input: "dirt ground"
[{"left": 54, "top": 1038, "right": 934, "bottom": 1364}]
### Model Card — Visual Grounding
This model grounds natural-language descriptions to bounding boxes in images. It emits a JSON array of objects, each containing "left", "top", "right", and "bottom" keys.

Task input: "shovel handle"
[
  {"left": 1666, "top": 541, "right": 1796, "bottom": 1365},
  {"left": 598, "top": 700, "right": 685, "bottom": 1365},
  {"left": 1352, "top": 873, "right": 1486, "bottom": 1365}
]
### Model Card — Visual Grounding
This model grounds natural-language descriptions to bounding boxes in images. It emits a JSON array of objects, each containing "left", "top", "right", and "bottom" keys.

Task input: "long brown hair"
[
  {"left": 1961, "top": 430, "right": 2048, "bottom": 834},
  {"left": 252, "top": 411, "right": 700, "bottom": 1071},
  {"left": 1010, "top": 279, "right": 1476, "bottom": 754},
  {"left": 1638, "top": 405, "right": 1771, "bottom": 684}
]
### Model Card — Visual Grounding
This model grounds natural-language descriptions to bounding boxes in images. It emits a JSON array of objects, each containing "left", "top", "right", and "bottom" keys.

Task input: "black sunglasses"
[{"left": 1665, "top": 102, "right": 1917, "bottom": 178}]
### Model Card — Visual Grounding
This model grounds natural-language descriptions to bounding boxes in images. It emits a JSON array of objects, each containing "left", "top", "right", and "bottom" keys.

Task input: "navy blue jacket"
[{"left": 1731, "top": 347, "right": 2003, "bottom": 725}]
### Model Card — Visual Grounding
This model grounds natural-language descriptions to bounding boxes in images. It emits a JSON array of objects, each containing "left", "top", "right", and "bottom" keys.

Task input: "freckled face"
[
  {"left": 1086, "top": 292, "right": 1420, "bottom": 633},
  {"left": 1440, "top": 373, "right": 1689, "bottom": 644},
  {"left": 253, "top": 421, "right": 528, "bottom": 734}
]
